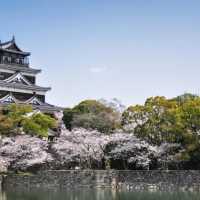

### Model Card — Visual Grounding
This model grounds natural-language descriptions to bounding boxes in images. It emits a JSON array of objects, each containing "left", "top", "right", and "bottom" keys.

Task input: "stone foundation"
[
  {"left": 2, "top": 170, "right": 200, "bottom": 191},
  {"left": 0, "top": 175, "right": 2, "bottom": 191}
]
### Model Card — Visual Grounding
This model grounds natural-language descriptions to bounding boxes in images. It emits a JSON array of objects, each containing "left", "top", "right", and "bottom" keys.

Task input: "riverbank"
[{"left": 1, "top": 170, "right": 200, "bottom": 192}]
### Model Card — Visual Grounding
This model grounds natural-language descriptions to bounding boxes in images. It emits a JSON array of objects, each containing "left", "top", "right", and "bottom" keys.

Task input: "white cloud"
[{"left": 89, "top": 66, "right": 107, "bottom": 73}]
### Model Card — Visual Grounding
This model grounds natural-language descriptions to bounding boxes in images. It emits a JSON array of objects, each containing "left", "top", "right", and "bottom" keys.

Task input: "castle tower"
[{"left": 0, "top": 37, "right": 60, "bottom": 113}]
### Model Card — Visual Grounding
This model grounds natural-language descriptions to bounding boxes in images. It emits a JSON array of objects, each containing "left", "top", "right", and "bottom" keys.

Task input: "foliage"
[
  {"left": 0, "top": 111, "right": 14, "bottom": 135},
  {"left": 6, "top": 104, "right": 33, "bottom": 133},
  {"left": 63, "top": 108, "right": 73, "bottom": 130},
  {"left": 121, "top": 93, "right": 200, "bottom": 164},
  {"left": 51, "top": 128, "right": 157, "bottom": 170},
  {"left": 2, "top": 94, "right": 200, "bottom": 169},
  {"left": 63, "top": 100, "right": 121, "bottom": 133},
  {"left": 173, "top": 93, "right": 199, "bottom": 104},
  {"left": 0, "top": 104, "right": 57, "bottom": 137},
  {"left": 22, "top": 113, "right": 57, "bottom": 137}
]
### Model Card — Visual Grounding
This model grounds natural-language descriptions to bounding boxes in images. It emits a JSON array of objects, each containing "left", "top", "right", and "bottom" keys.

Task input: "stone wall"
[
  {"left": 0, "top": 175, "right": 2, "bottom": 191},
  {"left": 2, "top": 170, "right": 200, "bottom": 191}
]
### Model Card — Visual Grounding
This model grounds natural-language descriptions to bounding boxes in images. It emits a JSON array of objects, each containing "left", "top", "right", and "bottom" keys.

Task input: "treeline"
[
  {"left": 1, "top": 93, "right": 200, "bottom": 169},
  {"left": 63, "top": 93, "right": 200, "bottom": 166}
]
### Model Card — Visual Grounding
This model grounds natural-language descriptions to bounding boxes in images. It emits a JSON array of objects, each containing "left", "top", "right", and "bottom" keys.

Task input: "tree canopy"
[
  {"left": 0, "top": 104, "right": 57, "bottom": 137},
  {"left": 63, "top": 100, "right": 121, "bottom": 133},
  {"left": 121, "top": 94, "right": 200, "bottom": 164}
]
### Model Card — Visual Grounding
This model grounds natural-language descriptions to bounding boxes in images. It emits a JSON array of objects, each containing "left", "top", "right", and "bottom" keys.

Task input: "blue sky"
[{"left": 1, "top": 0, "right": 200, "bottom": 107}]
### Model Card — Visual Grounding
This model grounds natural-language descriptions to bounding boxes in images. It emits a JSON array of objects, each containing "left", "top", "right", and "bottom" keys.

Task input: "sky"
[{"left": 1, "top": 0, "right": 200, "bottom": 108}]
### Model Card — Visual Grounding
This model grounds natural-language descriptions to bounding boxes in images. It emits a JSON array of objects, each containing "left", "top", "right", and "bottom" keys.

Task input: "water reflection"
[{"left": 1, "top": 188, "right": 200, "bottom": 200}]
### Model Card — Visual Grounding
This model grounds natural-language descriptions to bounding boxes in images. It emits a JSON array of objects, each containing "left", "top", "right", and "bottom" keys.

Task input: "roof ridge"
[
  {"left": 0, "top": 36, "right": 15, "bottom": 46},
  {"left": 0, "top": 40, "right": 12, "bottom": 46},
  {"left": 0, "top": 37, "right": 30, "bottom": 55},
  {"left": 25, "top": 96, "right": 44, "bottom": 105}
]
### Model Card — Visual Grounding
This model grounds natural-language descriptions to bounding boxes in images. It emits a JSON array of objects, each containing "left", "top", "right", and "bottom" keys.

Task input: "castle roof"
[
  {"left": 0, "top": 93, "right": 63, "bottom": 113},
  {"left": 0, "top": 80, "right": 51, "bottom": 93},
  {"left": 0, "top": 64, "right": 41, "bottom": 75},
  {"left": 0, "top": 36, "right": 30, "bottom": 56}
]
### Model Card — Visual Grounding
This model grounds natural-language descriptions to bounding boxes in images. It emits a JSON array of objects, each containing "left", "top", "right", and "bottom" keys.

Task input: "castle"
[{"left": 0, "top": 36, "right": 60, "bottom": 113}]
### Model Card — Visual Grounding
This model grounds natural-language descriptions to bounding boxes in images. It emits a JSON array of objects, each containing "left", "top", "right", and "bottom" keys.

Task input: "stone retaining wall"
[
  {"left": 2, "top": 170, "right": 200, "bottom": 191},
  {"left": 0, "top": 175, "right": 2, "bottom": 191}
]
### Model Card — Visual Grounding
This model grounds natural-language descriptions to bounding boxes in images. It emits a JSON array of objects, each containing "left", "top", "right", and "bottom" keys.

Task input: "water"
[{"left": 0, "top": 189, "right": 200, "bottom": 200}]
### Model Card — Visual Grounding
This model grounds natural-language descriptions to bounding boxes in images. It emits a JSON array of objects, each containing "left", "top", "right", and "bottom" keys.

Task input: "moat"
[
  {"left": 1, "top": 188, "right": 200, "bottom": 200},
  {"left": 1, "top": 170, "right": 200, "bottom": 200}
]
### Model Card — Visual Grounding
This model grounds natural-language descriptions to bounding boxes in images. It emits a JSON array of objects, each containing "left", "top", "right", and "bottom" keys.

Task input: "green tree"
[
  {"left": 177, "top": 98, "right": 200, "bottom": 163},
  {"left": 0, "top": 104, "right": 57, "bottom": 137},
  {"left": 22, "top": 113, "right": 57, "bottom": 137},
  {"left": 63, "top": 108, "right": 74, "bottom": 130},
  {"left": 63, "top": 100, "right": 121, "bottom": 133},
  {"left": 0, "top": 111, "right": 14, "bottom": 135},
  {"left": 3, "top": 104, "right": 33, "bottom": 134},
  {"left": 122, "top": 94, "right": 200, "bottom": 165},
  {"left": 122, "top": 96, "right": 180, "bottom": 144}
]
